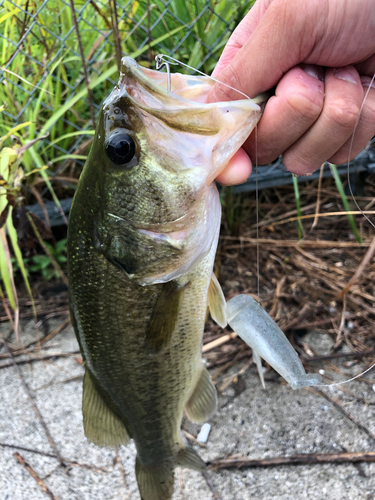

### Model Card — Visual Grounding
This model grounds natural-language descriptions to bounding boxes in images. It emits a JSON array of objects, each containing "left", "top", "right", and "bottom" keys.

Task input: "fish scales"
[
  {"left": 68, "top": 57, "right": 262, "bottom": 500},
  {"left": 70, "top": 224, "right": 216, "bottom": 463}
]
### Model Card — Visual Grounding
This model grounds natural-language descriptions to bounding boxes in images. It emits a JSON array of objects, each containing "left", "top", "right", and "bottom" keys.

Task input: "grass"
[
  {"left": 0, "top": 0, "right": 251, "bottom": 322},
  {"left": 0, "top": 0, "right": 369, "bottom": 327}
]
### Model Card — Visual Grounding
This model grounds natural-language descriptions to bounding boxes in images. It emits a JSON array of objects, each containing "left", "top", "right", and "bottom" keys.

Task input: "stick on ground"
[
  {"left": 209, "top": 451, "right": 375, "bottom": 470},
  {"left": 13, "top": 452, "right": 59, "bottom": 500}
]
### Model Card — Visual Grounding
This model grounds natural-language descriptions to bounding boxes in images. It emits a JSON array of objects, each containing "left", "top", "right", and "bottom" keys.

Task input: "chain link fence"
[
  {"left": 1, "top": 0, "right": 374, "bottom": 224},
  {"left": 1, "top": 1, "right": 245, "bottom": 188}
]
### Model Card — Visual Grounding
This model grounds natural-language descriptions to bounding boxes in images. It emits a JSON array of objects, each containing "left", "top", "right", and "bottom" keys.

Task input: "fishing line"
[
  {"left": 155, "top": 54, "right": 252, "bottom": 99},
  {"left": 255, "top": 126, "right": 260, "bottom": 300},
  {"left": 155, "top": 54, "right": 262, "bottom": 300},
  {"left": 154, "top": 55, "right": 375, "bottom": 389},
  {"left": 317, "top": 71, "right": 375, "bottom": 388},
  {"left": 346, "top": 72, "right": 375, "bottom": 230}
]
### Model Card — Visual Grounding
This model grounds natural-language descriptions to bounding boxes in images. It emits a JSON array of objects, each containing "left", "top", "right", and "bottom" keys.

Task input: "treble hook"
[{"left": 155, "top": 54, "right": 171, "bottom": 92}]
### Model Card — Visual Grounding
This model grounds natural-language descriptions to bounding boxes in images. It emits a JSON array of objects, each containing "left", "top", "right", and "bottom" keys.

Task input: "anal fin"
[
  {"left": 185, "top": 365, "right": 217, "bottom": 424},
  {"left": 208, "top": 273, "right": 227, "bottom": 328},
  {"left": 82, "top": 370, "right": 130, "bottom": 448}
]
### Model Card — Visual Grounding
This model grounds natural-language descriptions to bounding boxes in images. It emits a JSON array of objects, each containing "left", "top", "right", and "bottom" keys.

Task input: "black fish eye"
[{"left": 105, "top": 133, "right": 136, "bottom": 165}]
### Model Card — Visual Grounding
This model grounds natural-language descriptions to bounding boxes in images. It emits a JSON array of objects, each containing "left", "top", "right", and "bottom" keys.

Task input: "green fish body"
[{"left": 67, "top": 57, "right": 261, "bottom": 500}]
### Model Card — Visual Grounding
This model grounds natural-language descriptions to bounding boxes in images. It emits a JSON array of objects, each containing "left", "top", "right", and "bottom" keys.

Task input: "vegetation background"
[{"left": 0, "top": 0, "right": 255, "bottom": 319}]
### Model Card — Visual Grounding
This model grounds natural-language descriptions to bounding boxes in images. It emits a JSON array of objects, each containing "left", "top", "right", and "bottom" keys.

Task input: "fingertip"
[{"left": 215, "top": 148, "right": 252, "bottom": 185}]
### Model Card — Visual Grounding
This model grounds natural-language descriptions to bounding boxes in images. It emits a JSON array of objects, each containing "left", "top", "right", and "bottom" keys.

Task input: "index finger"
[{"left": 207, "top": 0, "right": 320, "bottom": 103}]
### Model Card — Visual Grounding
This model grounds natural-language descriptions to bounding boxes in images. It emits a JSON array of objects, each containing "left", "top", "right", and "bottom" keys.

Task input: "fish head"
[{"left": 78, "top": 57, "right": 262, "bottom": 284}]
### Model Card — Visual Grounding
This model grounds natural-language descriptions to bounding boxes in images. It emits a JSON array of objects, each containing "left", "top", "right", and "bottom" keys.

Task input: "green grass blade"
[
  {"left": 0, "top": 227, "right": 16, "bottom": 310},
  {"left": 329, "top": 163, "right": 362, "bottom": 243},
  {"left": 7, "top": 207, "right": 35, "bottom": 315}
]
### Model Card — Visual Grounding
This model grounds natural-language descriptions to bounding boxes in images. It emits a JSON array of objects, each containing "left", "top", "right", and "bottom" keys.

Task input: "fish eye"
[{"left": 105, "top": 133, "right": 136, "bottom": 166}]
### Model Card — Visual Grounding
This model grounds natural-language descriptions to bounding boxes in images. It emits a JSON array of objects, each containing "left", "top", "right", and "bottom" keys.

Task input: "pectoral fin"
[
  {"left": 145, "top": 281, "right": 186, "bottom": 351},
  {"left": 185, "top": 365, "right": 217, "bottom": 423},
  {"left": 208, "top": 273, "right": 227, "bottom": 328},
  {"left": 82, "top": 370, "right": 130, "bottom": 448}
]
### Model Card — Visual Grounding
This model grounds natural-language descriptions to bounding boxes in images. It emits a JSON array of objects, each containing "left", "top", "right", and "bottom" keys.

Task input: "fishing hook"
[{"left": 155, "top": 54, "right": 171, "bottom": 92}]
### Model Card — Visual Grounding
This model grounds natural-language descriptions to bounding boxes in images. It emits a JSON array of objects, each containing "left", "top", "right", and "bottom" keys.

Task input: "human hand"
[{"left": 207, "top": 0, "right": 375, "bottom": 185}]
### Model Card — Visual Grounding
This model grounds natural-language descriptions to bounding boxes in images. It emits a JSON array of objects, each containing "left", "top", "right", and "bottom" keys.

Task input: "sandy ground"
[{"left": 1, "top": 320, "right": 375, "bottom": 500}]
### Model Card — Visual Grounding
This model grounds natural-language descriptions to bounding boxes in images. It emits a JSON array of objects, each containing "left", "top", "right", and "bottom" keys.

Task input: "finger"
[
  {"left": 207, "top": 0, "right": 322, "bottom": 102},
  {"left": 355, "top": 54, "right": 375, "bottom": 77},
  {"left": 282, "top": 66, "right": 364, "bottom": 175},
  {"left": 243, "top": 64, "right": 324, "bottom": 165},
  {"left": 328, "top": 77, "right": 375, "bottom": 164},
  {"left": 215, "top": 148, "right": 252, "bottom": 186},
  {"left": 212, "top": 0, "right": 268, "bottom": 78}
]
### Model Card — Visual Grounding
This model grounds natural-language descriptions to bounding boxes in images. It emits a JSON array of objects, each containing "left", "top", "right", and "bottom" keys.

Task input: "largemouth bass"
[{"left": 68, "top": 57, "right": 321, "bottom": 500}]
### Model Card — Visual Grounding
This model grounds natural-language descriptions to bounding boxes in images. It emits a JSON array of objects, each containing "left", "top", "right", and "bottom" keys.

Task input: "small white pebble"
[
  {"left": 347, "top": 321, "right": 354, "bottom": 330},
  {"left": 197, "top": 423, "right": 211, "bottom": 444},
  {"left": 319, "top": 369, "right": 325, "bottom": 375},
  {"left": 372, "top": 384, "right": 375, "bottom": 392}
]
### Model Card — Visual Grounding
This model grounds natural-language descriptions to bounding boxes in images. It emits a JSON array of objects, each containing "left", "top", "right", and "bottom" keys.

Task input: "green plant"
[
  {"left": 0, "top": 115, "right": 43, "bottom": 314},
  {"left": 220, "top": 186, "right": 252, "bottom": 236},
  {"left": 329, "top": 163, "right": 362, "bottom": 243},
  {"left": 28, "top": 238, "right": 67, "bottom": 281},
  {"left": 1, "top": 0, "right": 246, "bottom": 178}
]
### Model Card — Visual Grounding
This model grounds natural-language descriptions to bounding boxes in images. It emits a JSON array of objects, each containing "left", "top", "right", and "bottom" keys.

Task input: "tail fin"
[
  {"left": 135, "top": 457, "right": 174, "bottom": 500},
  {"left": 135, "top": 445, "right": 206, "bottom": 500}
]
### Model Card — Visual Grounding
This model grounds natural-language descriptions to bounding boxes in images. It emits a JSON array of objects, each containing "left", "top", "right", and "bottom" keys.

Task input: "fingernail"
[
  {"left": 301, "top": 64, "right": 324, "bottom": 81},
  {"left": 333, "top": 66, "right": 358, "bottom": 84},
  {"left": 361, "top": 75, "right": 375, "bottom": 89}
]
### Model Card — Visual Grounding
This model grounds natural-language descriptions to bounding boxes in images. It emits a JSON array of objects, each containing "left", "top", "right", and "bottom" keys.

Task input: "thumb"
[{"left": 207, "top": 0, "right": 320, "bottom": 103}]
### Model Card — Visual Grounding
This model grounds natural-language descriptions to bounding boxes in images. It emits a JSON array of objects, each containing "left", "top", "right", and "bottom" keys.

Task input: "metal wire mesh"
[
  {"left": 1, "top": 0, "right": 246, "bottom": 197},
  {"left": 1, "top": 0, "right": 374, "bottom": 216}
]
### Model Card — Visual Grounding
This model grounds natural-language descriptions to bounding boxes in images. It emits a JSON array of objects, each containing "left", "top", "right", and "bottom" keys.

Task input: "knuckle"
[
  {"left": 284, "top": 92, "right": 323, "bottom": 123},
  {"left": 324, "top": 99, "right": 360, "bottom": 130}
]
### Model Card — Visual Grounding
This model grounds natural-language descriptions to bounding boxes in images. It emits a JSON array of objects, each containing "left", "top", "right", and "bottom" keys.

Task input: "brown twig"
[
  {"left": 202, "top": 332, "right": 238, "bottom": 353},
  {"left": 69, "top": 0, "right": 96, "bottom": 129},
  {"left": 223, "top": 238, "right": 370, "bottom": 249},
  {"left": 301, "top": 349, "right": 375, "bottom": 363},
  {"left": 13, "top": 452, "right": 60, "bottom": 500},
  {"left": 209, "top": 451, "right": 375, "bottom": 470},
  {"left": 26, "top": 213, "right": 69, "bottom": 286},
  {"left": 110, "top": 0, "right": 122, "bottom": 73},
  {"left": 1, "top": 337, "right": 67, "bottom": 471},
  {"left": 201, "top": 470, "right": 221, "bottom": 500},
  {"left": 30, "top": 185, "right": 50, "bottom": 229},
  {"left": 0, "top": 351, "right": 81, "bottom": 370},
  {"left": 1, "top": 443, "right": 107, "bottom": 472},
  {"left": 309, "top": 388, "right": 375, "bottom": 442},
  {"left": 182, "top": 430, "right": 206, "bottom": 448},
  {"left": 339, "top": 234, "right": 375, "bottom": 298}
]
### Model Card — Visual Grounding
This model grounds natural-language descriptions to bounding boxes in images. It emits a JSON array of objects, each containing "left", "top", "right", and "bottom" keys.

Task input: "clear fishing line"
[
  {"left": 155, "top": 54, "right": 253, "bottom": 100},
  {"left": 318, "top": 71, "right": 375, "bottom": 388},
  {"left": 154, "top": 55, "right": 375, "bottom": 389},
  {"left": 346, "top": 72, "right": 375, "bottom": 230},
  {"left": 155, "top": 54, "right": 262, "bottom": 300}
]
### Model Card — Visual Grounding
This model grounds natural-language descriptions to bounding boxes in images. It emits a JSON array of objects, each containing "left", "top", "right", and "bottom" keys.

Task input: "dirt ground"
[
  {"left": 1, "top": 319, "right": 375, "bottom": 500},
  {"left": 1, "top": 175, "right": 375, "bottom": 499}
]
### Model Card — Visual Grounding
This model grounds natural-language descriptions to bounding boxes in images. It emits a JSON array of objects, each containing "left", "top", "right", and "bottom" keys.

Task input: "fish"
[{"left": 67, "top": 56, "right": 321, "bottom": 500}]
